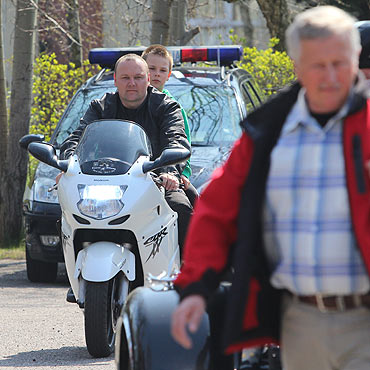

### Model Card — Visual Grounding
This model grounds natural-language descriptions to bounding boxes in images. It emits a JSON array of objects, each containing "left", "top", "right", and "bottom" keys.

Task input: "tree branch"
[
  {"left": 180, "top": 26, "right": 200, "bottom": 45},
  {"left": 29, "top": 0, "right": 81, "bottom": 46}
]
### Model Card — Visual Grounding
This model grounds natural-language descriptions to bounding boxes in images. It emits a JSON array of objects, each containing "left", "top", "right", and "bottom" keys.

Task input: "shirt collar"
[{"left": 282, "top": 87, "right": 354, "bottom": 135}]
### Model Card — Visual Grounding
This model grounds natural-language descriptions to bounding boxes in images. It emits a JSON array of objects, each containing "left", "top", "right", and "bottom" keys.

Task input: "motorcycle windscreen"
[{"left": 75, "top": 119, "right": 152, "bottom": 175}]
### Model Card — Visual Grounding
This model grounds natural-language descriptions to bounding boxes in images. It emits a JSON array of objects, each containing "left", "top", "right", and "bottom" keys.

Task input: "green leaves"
[
  {"left": 230, "top": 32, "right": 296, "bottom": 95},
  {"left": 27, "top": 54, "right": 98, "bottom": 185},
  {"left": 30, "top": 53, "right": 98, "bottom": 141}
]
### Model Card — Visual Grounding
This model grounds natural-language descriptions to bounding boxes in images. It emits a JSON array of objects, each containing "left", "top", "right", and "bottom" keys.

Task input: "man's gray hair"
[{"left": 286, "top": 6, "right": 360, "bottom": 61}]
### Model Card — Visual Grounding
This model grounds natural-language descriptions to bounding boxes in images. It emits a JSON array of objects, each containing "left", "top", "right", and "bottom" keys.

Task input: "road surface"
[{"left": 0, "top": 259, "right": 115, "bottom": 369}]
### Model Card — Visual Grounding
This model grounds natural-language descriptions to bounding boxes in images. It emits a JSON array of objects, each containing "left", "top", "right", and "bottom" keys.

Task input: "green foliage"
[
  {"left": 229, "top": 30, "right": 296, "bottom": 95},
  {"left": 28, "top": 53, "right": 98, "bottom": 185},
  {"left": 30, "top": 53, "right": 97, "bottom": 140}
]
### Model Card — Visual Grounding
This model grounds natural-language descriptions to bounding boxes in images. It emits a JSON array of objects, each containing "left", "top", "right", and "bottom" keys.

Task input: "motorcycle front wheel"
[{"left": 84, "top": 273, "right": 129, "bottom": 358}]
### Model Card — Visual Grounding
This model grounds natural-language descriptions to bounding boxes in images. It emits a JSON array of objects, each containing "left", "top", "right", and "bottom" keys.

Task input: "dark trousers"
[
  {"left": 165, "top": 189, "right": 193, "bottom": 254},
  {"left": 184, "top": 182, "right": 198, "bottom": 207}
]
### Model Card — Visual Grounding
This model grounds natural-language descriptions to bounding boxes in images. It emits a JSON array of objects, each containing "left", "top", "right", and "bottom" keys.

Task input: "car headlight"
[
  {"left": 77, "top": 184, "right": 128, "bottom": 220},
  {"left": 33, "top": 177, "right": 59, "bottom": 203}
]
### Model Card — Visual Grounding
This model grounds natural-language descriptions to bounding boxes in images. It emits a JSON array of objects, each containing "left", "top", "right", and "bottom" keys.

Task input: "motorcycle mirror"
[
  {"left": 19, "top": 134, "right": 45, "bottom": 150},
  {"left": 28, "top": 142, "right": 69, "bottom": 172},
  {"left": 142, "top": 147, "right": 191, "bottom": 174}
]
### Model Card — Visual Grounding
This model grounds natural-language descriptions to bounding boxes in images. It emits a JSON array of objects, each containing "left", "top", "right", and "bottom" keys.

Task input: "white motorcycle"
[{"left": 21, "top": 119, "right": 190, "bottom": 358}]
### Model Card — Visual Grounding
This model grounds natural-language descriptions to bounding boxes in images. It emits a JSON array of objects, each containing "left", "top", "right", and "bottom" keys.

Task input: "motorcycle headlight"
[
  {"left": 77, "top": 184, "right": 127, "bottom": 220},
  {"left": 33, "top": 177, "right": 59, "bottom": 203}
]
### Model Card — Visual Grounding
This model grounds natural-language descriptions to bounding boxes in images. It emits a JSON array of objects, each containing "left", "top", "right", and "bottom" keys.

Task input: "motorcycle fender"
[
  {"left": 74, "top": 241, "right": 135, "bottom": 282},
  {"left": 115, "top": 287, "right": 210, "bottom": 370}
]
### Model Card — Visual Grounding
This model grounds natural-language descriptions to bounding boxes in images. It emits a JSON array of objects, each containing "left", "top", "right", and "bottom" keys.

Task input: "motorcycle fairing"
[{"left": 74, "top": 241, "right": 136, "bottom": 282}]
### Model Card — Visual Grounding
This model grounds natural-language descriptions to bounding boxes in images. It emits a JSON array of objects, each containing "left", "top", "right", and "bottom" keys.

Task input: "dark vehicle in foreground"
[
  {"left": 115, "top": 276, "right": 281, "bottom": 369},
  {"left": 22, "top": 45, "right": 264, "bottom": 283}
]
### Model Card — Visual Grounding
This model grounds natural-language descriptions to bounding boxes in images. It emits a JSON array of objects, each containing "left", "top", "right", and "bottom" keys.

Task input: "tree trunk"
[
  {"left": 0, "top": 0, "right": 8, "bottom": 162},
  {"left": 255, "top": 0, "right": 292, "bottom": 50},
  {"left": 150, "top": 0, "right": 171, "bottom": 45},
  {"left": 66, "top": 0, "right": 82, "bottom": 67},
  {"left": 169, "top": 0, "right": 182, "bottom": 45},
  {"left": 0, "top": 0, "right": 37, "bottom": 244},
  {"left": 168, "top": 0, "right": 199, "bottom": 46}
]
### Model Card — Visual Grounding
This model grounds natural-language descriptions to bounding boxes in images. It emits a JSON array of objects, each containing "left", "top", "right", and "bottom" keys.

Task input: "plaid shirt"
[{"left": 263, "top": 88, "right": 370, "bottom": 295}]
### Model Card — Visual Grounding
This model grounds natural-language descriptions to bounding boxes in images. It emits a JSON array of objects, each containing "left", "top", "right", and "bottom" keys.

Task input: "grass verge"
[{"left": 0, "top": 240, "right": 26, "bottom": 260}]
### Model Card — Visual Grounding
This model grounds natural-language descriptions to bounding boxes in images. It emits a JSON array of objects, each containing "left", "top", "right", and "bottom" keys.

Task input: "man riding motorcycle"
[{"left": 60, "top": 53, "right": 192, "bottom": 252}]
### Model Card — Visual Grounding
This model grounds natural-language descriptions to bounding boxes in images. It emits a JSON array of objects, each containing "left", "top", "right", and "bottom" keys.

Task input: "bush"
[
  {"left": 30, "top": 53, "right": 98, "bottom": 140},
  {"left": 27, "top": 54, "right": 99, "bottom": 185},
  {"left": 229, "top": 31, "right": 296, "bottom": 95}
]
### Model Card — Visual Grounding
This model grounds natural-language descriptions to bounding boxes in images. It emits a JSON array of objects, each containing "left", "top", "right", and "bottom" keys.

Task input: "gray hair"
[{"left": 286, "top": 6, "right": 360, "bottom": 62}]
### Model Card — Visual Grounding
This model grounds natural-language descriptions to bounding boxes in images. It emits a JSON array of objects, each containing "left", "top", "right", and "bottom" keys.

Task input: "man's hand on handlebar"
[
  {"left": 159, "top": 173, "right": 180, "bottom": 191},
  {"left": 55, "top": 172, "right": 63, "bottom": 184},
  {"left": 181, "top": 175, "right": 190, "bottom": 190}
]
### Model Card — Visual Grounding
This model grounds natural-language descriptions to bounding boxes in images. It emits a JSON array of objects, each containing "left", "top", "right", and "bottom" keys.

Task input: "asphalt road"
[{"left": 0, "top": 259, "right": 115, "bottom": 369}]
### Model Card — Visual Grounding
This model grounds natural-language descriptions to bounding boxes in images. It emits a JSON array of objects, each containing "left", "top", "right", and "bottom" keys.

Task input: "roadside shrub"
[
  {"left": 229, "top": 31, "right": 296, "bottom": 95},
  {"left": 27, "top": 54, "right": 99, "bottom": 185},
  {"left": 30, "top": 53, "right": 98, "bottom": 140}
]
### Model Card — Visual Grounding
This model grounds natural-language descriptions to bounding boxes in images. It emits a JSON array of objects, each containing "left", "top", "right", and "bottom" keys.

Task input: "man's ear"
[{"left": 113, "top": 73, "right": 117, "bottom": 86}]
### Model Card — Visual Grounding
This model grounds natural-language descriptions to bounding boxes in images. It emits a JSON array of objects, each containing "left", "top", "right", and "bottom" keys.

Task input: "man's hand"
[
  {"left": 55, "top": 172, "right": 63, "bottom": 184},
  {"left": 160, "top": 173, "right": 180, "bottom": 191},
  {"left": 171, "top": 295, "right": 206, "bottom": 349},
  {"left": 181, "top": 175, "right": 190, "bottom": 190}
]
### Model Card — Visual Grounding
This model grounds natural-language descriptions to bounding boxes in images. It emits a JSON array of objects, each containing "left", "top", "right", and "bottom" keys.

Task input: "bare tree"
[
  {"left": 66, "top": 0, "right": 82, "bottom": 67},
  {"left": 151, "top": 0, "right": 200, "bottom": 46},
  {"left": 150, "top": 0, "right": 171, "bottom": 44},
  {"left": 36, "top": 0, "right": 101, "bottom": 62},
  {"left": 254, "top": 0, "right": 292, "bottom": 50},
  {"left": 0, "top": 0, "right": 8, "bottom": 163},
  {"left": 168, "top": 0, "right": 200, "bottom": 45},
  {"left": 0, "top": 0, "right": 38, "bottom": 244}
]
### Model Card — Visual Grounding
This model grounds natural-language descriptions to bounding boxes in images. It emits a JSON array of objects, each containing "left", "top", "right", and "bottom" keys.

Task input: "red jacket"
[{"left": 175, "top": 80, "right": 370, "bottom": 353}]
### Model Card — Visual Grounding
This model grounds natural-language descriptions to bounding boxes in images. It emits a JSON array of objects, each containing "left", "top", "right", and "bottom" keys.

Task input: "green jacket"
[{"left": 163, "top": 88, "right": 192, "bottom": 178}]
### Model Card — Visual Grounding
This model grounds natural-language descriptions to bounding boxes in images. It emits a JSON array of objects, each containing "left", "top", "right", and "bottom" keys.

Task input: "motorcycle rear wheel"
[{"left": 85, "top": 274, "right": 129, "bottom": 358}]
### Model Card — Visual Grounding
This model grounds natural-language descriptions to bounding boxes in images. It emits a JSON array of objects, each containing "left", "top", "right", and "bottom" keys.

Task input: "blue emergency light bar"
[{"left": 88, "top": 45, "right": 243, "bottom": 69}]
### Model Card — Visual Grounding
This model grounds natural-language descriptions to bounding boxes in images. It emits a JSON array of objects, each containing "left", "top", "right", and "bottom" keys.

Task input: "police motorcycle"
[
  {"left": 20, "top": 119, "right": 190, "bottom": 358},
  {"left": 115, "top": 273, "right": 282, "bottom": 370}
]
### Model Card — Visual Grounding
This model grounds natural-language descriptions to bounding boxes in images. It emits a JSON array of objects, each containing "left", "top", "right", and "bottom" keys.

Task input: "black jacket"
[{"left": 60, "top": 86, "right": 190, "bottom": 176}]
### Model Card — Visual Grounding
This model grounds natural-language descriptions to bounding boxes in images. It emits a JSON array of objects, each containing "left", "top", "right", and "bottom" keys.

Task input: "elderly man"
[
  {"left": 60, "top": 54, "right": 192, "bottom": 251},
  {"left": 171, "top": 6, "right": 370, "bottom": 370}
]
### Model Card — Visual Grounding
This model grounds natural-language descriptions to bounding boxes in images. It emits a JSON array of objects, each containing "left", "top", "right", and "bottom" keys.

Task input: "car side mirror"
[
  {"left": 28, "top": 142, "right": 69, "bottom": 172},
  {"left": 19, "top": 134, "right": 45, "bottom": 150}
]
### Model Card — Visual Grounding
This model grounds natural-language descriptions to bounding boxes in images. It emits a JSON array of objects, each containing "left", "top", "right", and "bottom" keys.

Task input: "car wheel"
[{"left": 26, "top": 248, "right": 58, "bottom": 283}]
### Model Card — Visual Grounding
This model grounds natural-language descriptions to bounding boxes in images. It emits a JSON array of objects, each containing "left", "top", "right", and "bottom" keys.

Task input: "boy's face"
[{"left": 146, "top": 54, "right": 171, "bottom": 91}]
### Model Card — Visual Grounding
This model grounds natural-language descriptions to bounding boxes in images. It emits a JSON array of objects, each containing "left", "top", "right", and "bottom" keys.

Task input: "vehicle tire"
[
  {"left": 116, "top": 317, "right": 134, "bottom": 370},
  {"left": 26, "top": 248, "right": 58, "bottom": 283},
  {"left": 85, "top": 273, "right": 129, "bottom": 358}
]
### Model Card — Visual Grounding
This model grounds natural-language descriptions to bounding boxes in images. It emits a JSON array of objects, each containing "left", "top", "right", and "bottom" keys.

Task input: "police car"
[{"left": 22, "top": 46, "right": 265, "bottom": 282}]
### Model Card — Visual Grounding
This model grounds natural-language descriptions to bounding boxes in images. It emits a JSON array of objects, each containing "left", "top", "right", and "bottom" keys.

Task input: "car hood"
[
  {"left": 190, "top": 144, "right": 232, "bottom": 191},
  {"left": 35, "top": 161, "right": 61, "bottom": 179}
]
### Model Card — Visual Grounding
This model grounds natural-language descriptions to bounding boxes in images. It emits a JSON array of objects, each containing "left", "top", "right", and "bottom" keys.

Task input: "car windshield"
[
  {"left": 53, "top": 82, "right": 241, "bottom": 148},
  {"left": 167, "top": 85, "right": 242, "bottom": 146},
  {"left": 75, "top": 120, "right": 151, "bottom": 175},
  {"left": 53, "top": 86, "right": 116, "bottom": 146}
]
